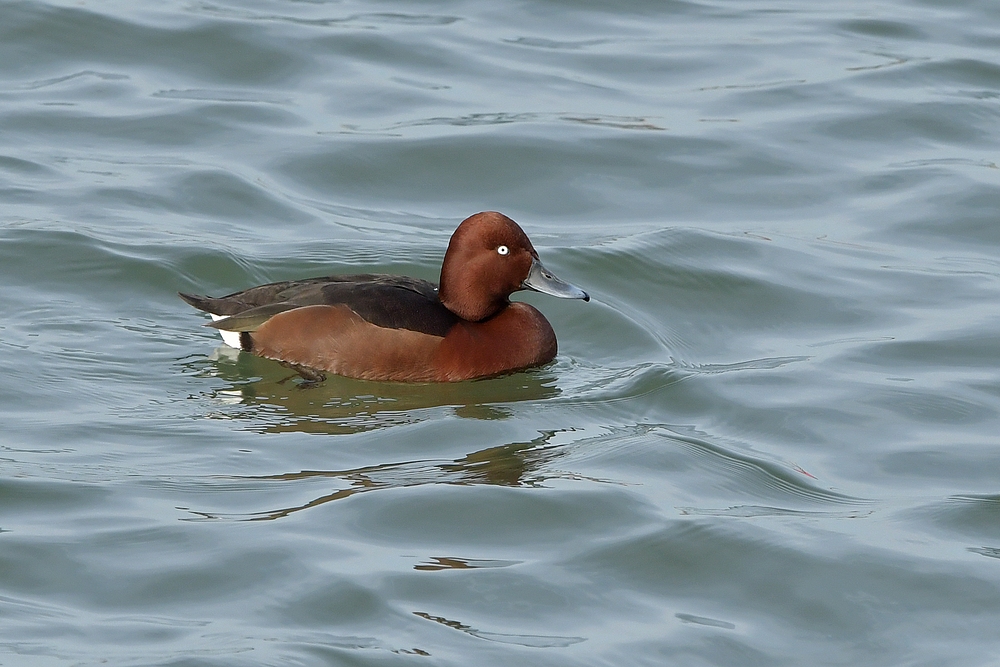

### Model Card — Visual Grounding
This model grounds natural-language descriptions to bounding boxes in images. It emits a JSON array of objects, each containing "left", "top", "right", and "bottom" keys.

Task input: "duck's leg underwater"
[{"left": 276, "top": 361, "right": 328, "bottom": 386}]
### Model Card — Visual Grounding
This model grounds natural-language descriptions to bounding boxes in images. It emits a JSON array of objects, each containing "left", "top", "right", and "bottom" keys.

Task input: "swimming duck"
[{"left": 180, "top": 211, "right": 589, "bottom": 382}]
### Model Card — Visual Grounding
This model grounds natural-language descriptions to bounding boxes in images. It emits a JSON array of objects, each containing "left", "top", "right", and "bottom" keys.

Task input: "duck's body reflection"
[
  {"left": 183, "top": 351, "right": 579, "bottom": 522},
  {"left": 194, "top": 345, "right": 560, "bottom": 434},
  {"left": 188, "top": 434, "right": 568, "bottom": 522}
]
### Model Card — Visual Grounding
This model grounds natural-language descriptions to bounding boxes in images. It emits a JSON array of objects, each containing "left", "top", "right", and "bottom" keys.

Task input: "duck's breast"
[{"left": 433, "top": 302, "right": 557, "bottom": 381}]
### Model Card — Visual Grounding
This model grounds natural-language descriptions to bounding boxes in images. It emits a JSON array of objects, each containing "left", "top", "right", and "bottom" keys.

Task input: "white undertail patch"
[{"left": 210, "top": 313, "right": 243, "bottom": 349}]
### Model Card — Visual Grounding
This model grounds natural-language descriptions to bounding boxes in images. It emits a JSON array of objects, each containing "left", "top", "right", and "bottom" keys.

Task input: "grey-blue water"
[{"left": 3, "top": 0, "right": 1000, "bottom": 664}]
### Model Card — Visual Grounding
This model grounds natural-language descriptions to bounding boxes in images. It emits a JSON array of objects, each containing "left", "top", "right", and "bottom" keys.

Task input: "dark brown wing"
[{"left": 180, "top": 274, "right": 458, "bottom": 338}]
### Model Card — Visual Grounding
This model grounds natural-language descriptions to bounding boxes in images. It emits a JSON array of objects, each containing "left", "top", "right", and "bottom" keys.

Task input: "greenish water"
[{"left": 3, "top": 0, "right": 1000, "bottom": 664}]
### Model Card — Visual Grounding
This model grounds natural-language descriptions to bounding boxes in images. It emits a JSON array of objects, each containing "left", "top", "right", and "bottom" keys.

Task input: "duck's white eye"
[{"left": 497, "top": 245, "right": 509, "bottom": 256}]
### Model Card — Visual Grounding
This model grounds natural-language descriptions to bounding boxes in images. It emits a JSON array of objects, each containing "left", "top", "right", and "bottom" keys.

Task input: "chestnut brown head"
[{"left": 438, "top": 212, "right": 588, "bottom": 321}]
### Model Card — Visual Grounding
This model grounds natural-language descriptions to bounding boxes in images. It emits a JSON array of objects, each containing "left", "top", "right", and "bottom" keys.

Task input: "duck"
[{"left": 179, "top": 211, "right": 589, "bottom": 382}]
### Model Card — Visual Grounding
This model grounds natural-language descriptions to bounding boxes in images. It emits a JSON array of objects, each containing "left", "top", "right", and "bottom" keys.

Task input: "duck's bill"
[{"left": 522, "top": 257, "right": 590, "bottom": 301}]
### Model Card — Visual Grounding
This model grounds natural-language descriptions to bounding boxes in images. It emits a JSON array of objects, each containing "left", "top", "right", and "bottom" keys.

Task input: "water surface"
[{"left": 3, "top": 0, "right": 1000, "bottom": 664}]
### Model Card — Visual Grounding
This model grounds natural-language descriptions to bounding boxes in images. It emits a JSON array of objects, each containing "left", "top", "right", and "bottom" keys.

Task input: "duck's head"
[{"left": 438, "top": 211, "right": 589, "bottom": 321}]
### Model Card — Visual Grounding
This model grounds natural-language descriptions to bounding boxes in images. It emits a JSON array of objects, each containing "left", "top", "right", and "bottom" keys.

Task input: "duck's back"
[{"left": 180, "top": 274, "right": 458, "bottom": 339}]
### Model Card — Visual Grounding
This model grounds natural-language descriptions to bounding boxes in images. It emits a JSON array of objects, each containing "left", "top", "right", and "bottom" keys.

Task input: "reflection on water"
[
  {"left": 184, "top": 345, "right": 560, "bottom": 434},
  {"left": 414, "top": 556, "right": 522, "bottom": 571},
  {"left": 677, "top": 504, "right": 871, "bottom": 519},
  {"left": 412, "top": 612, "right": 586, "bottom": 648},
  {"left": 188, "top": 431, "right": 576, "bottom": 521}
]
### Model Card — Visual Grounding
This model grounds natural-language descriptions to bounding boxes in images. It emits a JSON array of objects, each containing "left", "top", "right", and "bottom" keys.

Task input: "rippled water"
[{"left": 4, "top": 0, "right": 1000, "bottom": 664}]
